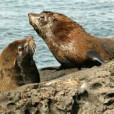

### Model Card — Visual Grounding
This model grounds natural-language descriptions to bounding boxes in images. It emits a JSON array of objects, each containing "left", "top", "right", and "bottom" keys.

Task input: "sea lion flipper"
[
  {"left": 92, "top": 57, "right": 103, "bottom": 64},
  {"left": 87, "top": 51, "right": 104, "bottom": 66}
]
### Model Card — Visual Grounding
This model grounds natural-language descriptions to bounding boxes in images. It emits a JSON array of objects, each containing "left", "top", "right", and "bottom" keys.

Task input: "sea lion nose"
[
  {"left": 25, "top": 36, "right": 35, "bottom": 49},
  {"left": 28, "top": 13, "right": 33, "bottom": 17},
  {"left": 26, "top": 36, "right": 34, "bottom": 42},
  {"left": 28, "top": 13, "right": 39, "bottom": 18},
  {"left": 28, "top": 13, "right": 39, "bottom": 24},
  {"left": 28, "top": 13, "right": 34, "bottom": 20},
  {"left": 28, "top": 13, "right": 35, "bottom": 24}
]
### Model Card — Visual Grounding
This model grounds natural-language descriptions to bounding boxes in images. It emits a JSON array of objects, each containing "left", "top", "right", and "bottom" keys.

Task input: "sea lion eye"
[
  {"left": 40, "top": 16, "right": 45, "bottom": 19},
  {"left": 18, "top": 45, "right": 24, "bottom": 51},
  {"left": 18, "top": 43, "right": 28, "bottom": 52}
]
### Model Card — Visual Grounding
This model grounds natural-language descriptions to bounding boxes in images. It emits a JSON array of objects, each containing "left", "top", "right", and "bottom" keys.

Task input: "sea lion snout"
[
  {"left": 25, "top": 36, "right": 35, "bottom": 47},
  {"left": 26, "top": 36, "right": 34, "bottom": 41},
  {"left": 24, "top": 36, "right": 36, "bottom": 55},
  {"left": 28, "top": 13, "right": 40, "bottom": 25},
  {"left": 28, "top": 12, "right": 52, "bottom": 37},
  {"left": 28, "top": 13, "right": 39, "bottom": 18}
]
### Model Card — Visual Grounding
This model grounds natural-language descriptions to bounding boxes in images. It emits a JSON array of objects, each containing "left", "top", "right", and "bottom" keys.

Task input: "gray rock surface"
[{"left": 0, "top": 60, "right": 114, "bottom": 114}]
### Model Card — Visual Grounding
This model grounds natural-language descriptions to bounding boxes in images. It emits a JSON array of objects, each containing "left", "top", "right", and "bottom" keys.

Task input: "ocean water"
[{"left": 0, "top": 0, "right": 114, "bottom": 68}]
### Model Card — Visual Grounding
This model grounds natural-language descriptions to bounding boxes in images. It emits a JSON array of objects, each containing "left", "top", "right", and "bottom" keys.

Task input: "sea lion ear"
[{"left": 18, "top": 43, "right": 28, "bottom": 52}]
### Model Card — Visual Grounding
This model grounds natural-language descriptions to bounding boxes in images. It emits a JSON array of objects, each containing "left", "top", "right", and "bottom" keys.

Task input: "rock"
[
  {"left": 39, "top": 66, "right": 79, "bottom": 82},
  {"left": 0, "top": 60, "right": 114, "bottom": 114}
]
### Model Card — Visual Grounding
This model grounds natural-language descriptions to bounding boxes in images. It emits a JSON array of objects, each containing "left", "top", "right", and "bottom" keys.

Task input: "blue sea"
[{"left": 0, "top": 0, "right": 114, "bottom": 68}]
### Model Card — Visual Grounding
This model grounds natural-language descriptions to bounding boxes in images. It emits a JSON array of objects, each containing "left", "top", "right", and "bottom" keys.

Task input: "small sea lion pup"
[
  {"left": 28, "top": 11, "right": 114, "bottom": 69},
  {"left": 0, "top": 36, "right": 40, "bottom": 93}
]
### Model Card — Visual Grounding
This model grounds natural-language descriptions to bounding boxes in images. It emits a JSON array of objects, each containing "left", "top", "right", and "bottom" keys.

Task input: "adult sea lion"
[
  {"left": 0, "top": 36, "right": 40, "bottom": 93},
  {"left": 28, "top": 11, "right": 114, "bottom": 69}
]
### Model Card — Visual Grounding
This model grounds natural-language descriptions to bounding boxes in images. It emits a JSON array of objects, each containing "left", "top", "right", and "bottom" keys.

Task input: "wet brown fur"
[{"left": 29, "top": 11, "right": 114, "bottom": 69}]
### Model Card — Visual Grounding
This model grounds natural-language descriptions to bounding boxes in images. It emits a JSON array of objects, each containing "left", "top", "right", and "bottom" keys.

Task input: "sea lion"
[
  {"left": 0, "top": 36, "right": 40, "bottom": 93},
  {"left": 28, "top": 11, "right": 114, "bottom": 69}
]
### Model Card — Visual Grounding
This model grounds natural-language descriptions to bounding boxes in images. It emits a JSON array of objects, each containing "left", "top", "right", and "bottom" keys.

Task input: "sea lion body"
[
  {"left": 28, "top": 11, "right": 114, "bottom": 69},
  {"left": 0, "top": 36, "right": 40, "bottom": 93}
]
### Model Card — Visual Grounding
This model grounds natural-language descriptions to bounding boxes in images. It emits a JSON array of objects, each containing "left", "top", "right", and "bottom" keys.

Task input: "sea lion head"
[
  {"left": 28, "top": 11, "right": 75, "bottom": 40},
  {"left": 0, "top": 36, "right": 36, "bottom": 68}
]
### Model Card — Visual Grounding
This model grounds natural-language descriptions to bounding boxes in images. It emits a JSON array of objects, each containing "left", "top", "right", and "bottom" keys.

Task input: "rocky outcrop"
[{"left": 0, "top": 60, "right": 114, "bottom": 114}]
